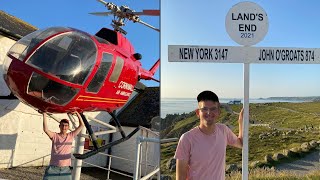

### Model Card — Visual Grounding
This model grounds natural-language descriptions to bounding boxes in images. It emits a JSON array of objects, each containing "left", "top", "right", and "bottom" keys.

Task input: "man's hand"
[
  {"left": 239, "top": 108, "right": 244, "bottom": 124},
  {"left": 235, "top": 108, "right": 244, "bottom": 148}
]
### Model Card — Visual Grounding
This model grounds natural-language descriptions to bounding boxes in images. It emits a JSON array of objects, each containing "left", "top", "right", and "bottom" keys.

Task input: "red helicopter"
[{"left": 2, "top": 0, "right": 159, "bottom": 159}]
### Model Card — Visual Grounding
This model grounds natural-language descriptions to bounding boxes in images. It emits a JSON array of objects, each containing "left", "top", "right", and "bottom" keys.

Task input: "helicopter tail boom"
[{"left": 139, "top": 59, "right": 159, "bottom": 81}]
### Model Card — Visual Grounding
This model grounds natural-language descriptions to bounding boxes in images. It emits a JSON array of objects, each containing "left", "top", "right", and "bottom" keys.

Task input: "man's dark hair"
[
  {"left": 197, "top": 90, "right": 219, "bottom": 103},
  {"left": 60, "top": 119, "right": 69, "bottom": 125}
]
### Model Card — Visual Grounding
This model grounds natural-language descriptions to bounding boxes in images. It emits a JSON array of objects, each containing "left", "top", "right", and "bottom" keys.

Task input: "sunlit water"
[{"left": 160, "top": 98, "right": 307, "bottom": 118}]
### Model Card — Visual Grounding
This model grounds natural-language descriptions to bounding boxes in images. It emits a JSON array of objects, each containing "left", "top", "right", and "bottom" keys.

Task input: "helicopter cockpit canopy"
[
  {"left": 4, "top": 27, "right": 98, "bottom": 106},
  {"left": 6, "top": 27, "right": 97, "bottom": 85}
]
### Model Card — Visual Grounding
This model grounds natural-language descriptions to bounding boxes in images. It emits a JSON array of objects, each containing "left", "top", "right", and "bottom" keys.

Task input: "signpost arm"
[{"left": 242, "top": 63, "right": 250, "bottom": 180}]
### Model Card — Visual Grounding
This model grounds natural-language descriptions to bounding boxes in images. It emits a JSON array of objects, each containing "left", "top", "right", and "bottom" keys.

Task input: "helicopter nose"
[{"left": 3, "top": 55, "right": 13, "bottom": 76}]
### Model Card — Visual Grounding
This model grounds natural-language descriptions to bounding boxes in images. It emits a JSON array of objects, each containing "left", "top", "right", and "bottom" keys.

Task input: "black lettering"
[
  {"left": 204, "top": 48, "right": 209, "bottom": 59},
  {"left": 221, "top": 49, "right": 225, "bottom": 60},
  {"left": 259, "top": 49, "right": 274, "bottom": 60},
  {"left": 224, "top": 49, "right": 228, "bottom": 60},
  {"left": 195, "top": 48, "right": 200, "bottom": 59},
  {"left": 232, "top": 13, "right": 237, "bottom": 20},
  {"left": 209, "top": 49, "right": 213, "bottom": 59},
  {"left": 285, "top": 50, "right": 290, "bottom": 60},
  {"left": 258, "top": 14, "right": 263, "bottom": 21},
  {"left": 251, "top": 24, "right": 257, "bottom": 32},
  {"left": 189, "top": 48, "right": 194, "bottom": 59},
  {"left": 250, "top": 13, "right": 256, "bottom": 20},
  {"left": 276, "top": 50, "right": 280, "bottom": 60},
  {"left": 289, "top": 50, "right": 293, "bottom": 61},
  {"left": 239, "top": 24, "right": 244, "bottom": 31},
  {"left": 293, "top": 50, "right": 298, "bottom": 61},
  {"left": 243, "top": 13, "right": 249, "bottom": 20},
  {"left": 179, "top": 48, "right": 194, "bottom": 60},
  {"left": 199, "top": 48, "right": 204, "bottom": 59},
  {"left": 239, "top": 24, "right": 256, "bottom": 32},
  {"left": 281, "top": 50, "right": 286, "bottom": 60}
]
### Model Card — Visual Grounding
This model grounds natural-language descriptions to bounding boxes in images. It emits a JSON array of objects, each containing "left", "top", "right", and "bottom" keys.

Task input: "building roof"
[
  {"left": 0, "top": 11, "right": 37, "bottom": 40},
  {"left": 113, "top": 87, "right": 159, "bottom": 128}
]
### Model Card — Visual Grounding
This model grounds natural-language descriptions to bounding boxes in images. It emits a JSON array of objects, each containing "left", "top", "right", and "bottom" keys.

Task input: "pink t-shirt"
[
  {"left": 174, "top": 123, "right": 239, "bottom": 180},
  {"left": 50, "top": 131, "right": 76, "bottom": 166}
]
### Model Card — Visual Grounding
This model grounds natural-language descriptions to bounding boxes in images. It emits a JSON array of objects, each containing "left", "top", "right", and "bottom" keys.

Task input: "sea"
[{"left": 160, "top": 98, "right": 307, "bottom": 118}]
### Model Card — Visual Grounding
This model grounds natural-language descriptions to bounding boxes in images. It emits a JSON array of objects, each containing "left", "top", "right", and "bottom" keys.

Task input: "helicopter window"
[
  {"left": 27, "top": 72, "right": 79, "bottom": 106},
  {"left": 94, "top": 36, "right": 110, "bottom": 45},
  {"left": 87, "top": 53, "right": 113, "bottom": 93},
  {"left": 109, "top": 56, "right": 124, "bottom": 83},
  {"left": 7, "top": 27, "right": 70, "bottom": 61},
  {"left": 95, "top": 28, "right": 118, "bottom": 45},
  {"left": 26, "top": 31, "right": 97, "bottom": 85}
]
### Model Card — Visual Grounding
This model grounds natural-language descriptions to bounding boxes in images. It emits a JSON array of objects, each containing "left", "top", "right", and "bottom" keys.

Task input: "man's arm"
[
  {"left": 176, "top": 159, "right": 188, "bottom": 180},
  {"left": 72, "top": 111, "right": 85, "bottom": 135},
  {"left": 234, "top": 108, "right": 244, "bottom": 148},
  {"left": 42, "top": 112, "right": 54, "bottom": 139}
]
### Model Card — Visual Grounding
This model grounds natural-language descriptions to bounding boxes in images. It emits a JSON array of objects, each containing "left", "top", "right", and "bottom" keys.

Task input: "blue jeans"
[{"left": 43, "top": 165, "right": 72, "bottom": 180}]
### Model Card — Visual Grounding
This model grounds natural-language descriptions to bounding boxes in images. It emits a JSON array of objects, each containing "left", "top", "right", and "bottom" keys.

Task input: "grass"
[
  {"left": 161, "top": 102, "right": 320, "bottom": 178},
  {"left": 226, "top": 169, "right": 320, "bottom": 180}
]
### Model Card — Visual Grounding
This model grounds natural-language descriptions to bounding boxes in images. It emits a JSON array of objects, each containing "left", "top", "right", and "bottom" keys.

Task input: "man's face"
[
  {"left": 59, "top": 123, "right": 69, "bottom": 133},
  {"left": 196, "top": 100, "right": 220, "bottom": 126}
]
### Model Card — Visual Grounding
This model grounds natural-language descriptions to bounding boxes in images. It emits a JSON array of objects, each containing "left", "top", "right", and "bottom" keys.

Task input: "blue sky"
[
  {"left": 161, "top": 0, "right": 320, "bottom": 98},
  {"left": 1, "top": 0, "right": 159, "bottom": 87}
]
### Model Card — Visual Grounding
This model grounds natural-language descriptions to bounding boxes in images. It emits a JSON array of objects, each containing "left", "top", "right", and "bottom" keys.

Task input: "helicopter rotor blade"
[
  {"left": 133, "top": 10, "right": 160, "bottom": 16},
  {"left": 89, "top": 12, "right": 114, "bottom": 16},
  {"left": 137, "top": 19, "right": 160, "bottom": 32},
  {"left": 96, "top": 0, "right": 108, "bottom": 6}
]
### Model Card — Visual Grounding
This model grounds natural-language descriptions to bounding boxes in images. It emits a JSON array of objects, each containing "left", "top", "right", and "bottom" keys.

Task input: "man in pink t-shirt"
[
  {"left": 42, "top": 111, "right": 84, "bottom": 180},
  {"left": 175, "top": 91, "right": 243, "bottom": 180}
]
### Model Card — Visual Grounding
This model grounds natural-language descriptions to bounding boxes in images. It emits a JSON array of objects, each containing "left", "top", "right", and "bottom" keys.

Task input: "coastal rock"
[
  {"left": 273, "top": 153, "right": 286, "bottom": 161},
  {"left": 250, "top": 161, "right": 261, "bottom": 168},
  {"left": 290, "top": 147, "right": 302, "bottom": 154},
  {"left": 264, "top": 154, "right": 273, "bottom": 163},
  {"left": 226, "top": 164, "right": 238, "bottom": 172},
  {"left": 309, "top": 140, "right": 317, "bottom": 148},
  {"left": 301, "top": 142, "right": 311, "bottom": 152},
  {"left": 282, "top": 149, "right": 295, "bottom": 157}
]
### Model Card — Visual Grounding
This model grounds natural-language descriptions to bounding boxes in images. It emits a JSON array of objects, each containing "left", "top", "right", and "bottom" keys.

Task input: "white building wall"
[
  {"left": 111, "top": 126, "right": 160, "bottom": 176},
  {"left": 0, "top": 98, "right": 112, "bottom": 168}
]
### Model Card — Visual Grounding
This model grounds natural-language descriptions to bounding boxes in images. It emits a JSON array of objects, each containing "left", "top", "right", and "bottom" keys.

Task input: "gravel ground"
[
  {"left": 0, "top": 167, "right": 131, "bottom": 180},
  {"left": 275, "top": 150, "right": 320, "bottom": 175}
]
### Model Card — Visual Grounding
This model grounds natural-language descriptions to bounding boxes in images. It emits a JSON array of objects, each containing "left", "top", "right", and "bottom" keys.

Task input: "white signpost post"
[{"left": 168, "top": 2, "right": 320, "bottom": 180}]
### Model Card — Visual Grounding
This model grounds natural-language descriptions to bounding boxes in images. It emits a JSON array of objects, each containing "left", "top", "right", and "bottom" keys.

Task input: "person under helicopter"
[{"left": 41, "top": 111, "right": 84, "bottom": 180}]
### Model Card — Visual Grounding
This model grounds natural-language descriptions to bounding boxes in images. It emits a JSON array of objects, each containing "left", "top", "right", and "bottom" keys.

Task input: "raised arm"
[
  {"left": 235, "top": 108, "right": 244, "bottom": 148},
  {"left": 72, "top": 111, "right": 85, "bottom": 135},
  {"left": 42, "top": 112, "right": 54, "bottom": 139}
]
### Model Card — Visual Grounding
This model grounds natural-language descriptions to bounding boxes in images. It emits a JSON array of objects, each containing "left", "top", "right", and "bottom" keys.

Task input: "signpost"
[
  {"left": 168, "top": 2, "right": 320, "bottom": 180},
  {"left": 225, "top": 1, "right": 268, "bottom": 46},
  {"left": 169, "top": 45, "right": 320, "bottom": 64}
]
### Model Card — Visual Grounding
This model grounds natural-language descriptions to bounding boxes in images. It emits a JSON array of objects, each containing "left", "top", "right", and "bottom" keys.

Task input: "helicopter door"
[
  {"left": 86, "top": 53, "right": 113, "bottom": 93},
  {"left": 109, "top": 56, "right": 124, "bottom": 83}
]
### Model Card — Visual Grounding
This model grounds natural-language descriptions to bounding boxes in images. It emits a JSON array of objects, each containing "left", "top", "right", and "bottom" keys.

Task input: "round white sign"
[{"left": 225, "top": 1, "right": 268, "bottom": 46}]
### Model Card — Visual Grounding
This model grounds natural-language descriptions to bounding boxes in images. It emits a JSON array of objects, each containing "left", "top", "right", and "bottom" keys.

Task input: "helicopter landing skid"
[{"left": 73, "top": 112, "right": 140, "bottom": 159}]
